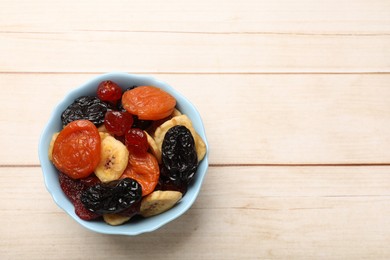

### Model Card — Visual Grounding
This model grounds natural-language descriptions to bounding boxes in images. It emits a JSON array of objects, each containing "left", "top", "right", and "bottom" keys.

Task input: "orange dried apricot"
[
  {"left": 52, "top": 120, "right": 101, "bottom": 179},
  {"left": 122, "top": 86, "right": 176, "bottom": 120},
  {"left": 121, "top": 152, "right": 160, "bottom": 196}
]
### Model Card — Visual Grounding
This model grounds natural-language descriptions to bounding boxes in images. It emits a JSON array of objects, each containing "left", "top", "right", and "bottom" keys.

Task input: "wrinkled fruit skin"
[
  {"left": 59, "top": 172, "right": 101, "bottom": 220},
  {"left": 121, "top": 86, "right": 176, "bottom": 120},
  {"left": 81, "top": 178, "right": 142, "bottom": 214},
  {"left": 121, "top": 152, "right": 160, "bottom": 196},
  {"left": 162, "top": 125, "right": 198, "bottom": 188},
  {"left": 131, "top": 115, "right": 152, "bottom": 130},
  {"left": 125, "top": 128, "right": 149, "bottom": 156},
  {"left": 97, "top": 80, "right": 122, "bottom": 103},
  {"left": 61, "top": 96, "right": 111, "bottom": 126},
  {"left": 104, "top": 111, "right": 134, "bottom": 136},
  {"left": 118, "top": 199, "right": 142, "bottom": 217},
  {"left": 156, "top": 166, "right": 188, "bottom": 195},
  {"left": 52, "top": 119, "right": 101, "bottom": 179}
]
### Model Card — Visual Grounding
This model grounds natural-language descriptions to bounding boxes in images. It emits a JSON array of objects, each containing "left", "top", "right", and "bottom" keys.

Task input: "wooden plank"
[
  {"left": 1, "top": 166, "right": 389, "bottom": 259},
  {"left": 0, "top": 32, "right": 389, "bottom": 73},
  {"left": 0, "top": 0, "right": 389, "bottom": 34},
  {"left": 1, "top": 73, "right": 390, "bottom": 165}
]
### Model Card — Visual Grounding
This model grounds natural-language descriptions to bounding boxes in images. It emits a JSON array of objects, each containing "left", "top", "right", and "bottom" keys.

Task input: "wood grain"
[
  {"left": 0, "top": 32, "right": 389, "bottom": 73},
  {"left": 1, "top": 0, "right": 389, "bottom": 34},
  {"left": 2, "top": 0, "right": 390, "bottom": 258},
  {"left": 1, "top": 167, "right": 389, "bottom": 259},
  {"left": 2, "top": 73, "right": 390, "bottom": 165}
]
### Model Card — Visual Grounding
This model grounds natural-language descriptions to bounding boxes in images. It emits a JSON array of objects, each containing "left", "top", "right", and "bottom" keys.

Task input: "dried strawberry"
[
  {"left": 74, "top": 199, "right": 100, "bottom": 220},
  {"left": 58, "top": 172, "right": 101, "bottom": 220},
  {"left": 59, "top": 172, "right": 84, "bottom": 203}
]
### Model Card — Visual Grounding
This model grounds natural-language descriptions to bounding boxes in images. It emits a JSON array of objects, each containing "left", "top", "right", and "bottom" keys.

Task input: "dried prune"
[
  {"left": 81, "top": 178, "right": 142, "bottom": 214},
  {"left": 156, "top": 165, "right": 188, "bottom": 195},
  {"left": 131, "top": 115, "right": 152, "bottom": 130},
  {"left": 161, "top": 125, "right": 198, "bottom": 187},
  {"left": 61, "top": 96, "right": 111, "bottom": 126}
]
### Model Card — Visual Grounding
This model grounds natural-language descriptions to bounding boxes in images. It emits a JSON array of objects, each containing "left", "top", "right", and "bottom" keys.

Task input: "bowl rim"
[{"left": 38, "top": 72, "right": 209, "bottom": 235}]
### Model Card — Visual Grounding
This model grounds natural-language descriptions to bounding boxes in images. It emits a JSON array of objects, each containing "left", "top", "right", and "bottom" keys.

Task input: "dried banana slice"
[
  {"left": 95, "top": 135, "right": 129, "bottom": 183},
  {"left": 153, "top": 114, "right": 206, "bottom": 162},
  {"left": 48, "top": 132, "right": 59, "bottom": 161},
  {"left": 103, "top": 214, "right": 131, "bottom": 226},
  {"left": 140, "top": 190, "right": 182, "bottom": 217},
  {"left": 99, "top": 131, "right": 111, "bottom": 140},
  {"left": 171, "top": 108, "right": 182, "bottom": 117},
  {"left": 144, "top": 131, "right": 162, "bottom": 164},
  {"left": 194, "top": 132, "right": 207, "bottom": 162}
]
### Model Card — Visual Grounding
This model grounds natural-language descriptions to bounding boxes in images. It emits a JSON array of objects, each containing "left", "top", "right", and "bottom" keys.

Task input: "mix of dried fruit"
[{"left": 49, "top": 82, "right": 207, "bottom": 225}]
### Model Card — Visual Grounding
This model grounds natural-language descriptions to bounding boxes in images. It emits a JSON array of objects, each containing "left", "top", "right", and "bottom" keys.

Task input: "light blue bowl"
[{"left": 38, "top": 72, "right": 209, "bottom": 235}]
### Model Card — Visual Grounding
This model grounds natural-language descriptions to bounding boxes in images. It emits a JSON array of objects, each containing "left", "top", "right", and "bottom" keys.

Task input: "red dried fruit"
[
  {"left": 104, "top": 111, "right": 134, "bottom": 136},
  {"left": 74, "top": 199, "right": 101, "bottom": 221},
  {"left": 59, "top": 172, "right": 84, "bottom": 203},
  {"left": 58, "top": 172, "right": 101, "bottom": 220},
  {"left": 125, "top": 128, "right": 149, "bottom": 156},
  {"left": 97, "top": 80, "right": 122, "bottom": 102}
]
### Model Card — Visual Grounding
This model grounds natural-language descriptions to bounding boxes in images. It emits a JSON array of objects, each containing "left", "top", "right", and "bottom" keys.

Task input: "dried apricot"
[
  {"left": 122, "top": 86, "right": 176, "bottom": 120},
  {"left": 121, "top": 152, "right": 160, "bottom": 196},
  {"left": 52, "top": 120, "right": 101, "bottom": 179}
]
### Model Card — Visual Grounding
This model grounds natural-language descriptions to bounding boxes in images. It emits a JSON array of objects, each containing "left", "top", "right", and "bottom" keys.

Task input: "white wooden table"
[{"left": 1, "top": 1, "right": 390, "bottom": 259}]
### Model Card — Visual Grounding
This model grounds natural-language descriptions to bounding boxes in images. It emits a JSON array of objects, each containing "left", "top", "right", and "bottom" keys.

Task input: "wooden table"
[{"left": 1, "top": 1, "right": 390, "bottom": 259}]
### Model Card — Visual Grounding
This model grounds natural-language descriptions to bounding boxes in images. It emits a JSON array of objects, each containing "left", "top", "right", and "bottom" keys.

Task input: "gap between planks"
[{"left": 1, "top": 30, "right": 390, "bottom": 37}]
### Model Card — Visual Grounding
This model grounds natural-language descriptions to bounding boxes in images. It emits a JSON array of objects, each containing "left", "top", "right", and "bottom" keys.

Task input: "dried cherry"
[
  {"left": 125, "top": 128, "right": 149, "bottom": 156},
  {"left": 81, "top": 178, "right": 142, "bottom": 214},
  {"left": 104, "top": 111, "right": 134, "bottom": 136},
  {"left": 162, "top": 125, "right": 198, "bottom": 186},
  {"left": 97, "top": 80, "right": 122, "bottom": 103},
  {"left": 61, "top": 96, "right": 110, "bottom": 126}
]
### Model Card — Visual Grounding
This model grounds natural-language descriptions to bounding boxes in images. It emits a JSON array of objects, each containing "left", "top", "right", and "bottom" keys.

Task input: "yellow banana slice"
[
  {"left": 95, "top": 135, "right": 129, "bottom": 183},
  {"left": 140, "top": 190, "right": 183, "bottom": 217},
  {"left": 194, "top": 132, "right": 207, "bottom": 162},
  {"left": 99, "top": 131, "right": 111, "bottom": 140},
  {"left": 103, "top": 214, "right": 131, "bottom": 226},
  {"left": 144, "top": 131, "right": 162, "bottom": 164},
  {"left": 153, "top": 114, "right": 206, "bottom": 162},
  {"left": 171, "top": 108, "right": 182, "bottom": 117},
  {"left": 48, "top": 132, "right": 59, "bottom": 161}
]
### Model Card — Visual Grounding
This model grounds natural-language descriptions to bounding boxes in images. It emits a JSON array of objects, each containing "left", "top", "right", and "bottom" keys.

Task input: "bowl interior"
[{"left": 38, "top": 72, "right": 209, "bottom": 235}]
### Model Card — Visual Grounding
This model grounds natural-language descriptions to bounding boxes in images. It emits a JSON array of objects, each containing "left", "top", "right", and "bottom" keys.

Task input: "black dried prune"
[
  {"left": 156, "top": 165, "right": 189, "bottom": 195},
  {"left": 80, "top": 178, "right": 142, "bottom": 214},
  {"left": 162, "top": 125, "right": 198, "bottom": 187},
  {"left": 61, "top": 96, "right": 111, "bottom": 126},
  {"left": 131, "top": 115, "right": 152, "bottom": 130}
]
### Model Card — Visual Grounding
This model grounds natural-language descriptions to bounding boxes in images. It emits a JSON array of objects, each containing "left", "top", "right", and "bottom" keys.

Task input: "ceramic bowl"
[{"left": 38, "top": 72, "right": 208, "bottom": 235}]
